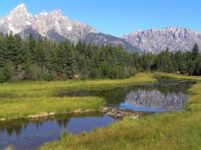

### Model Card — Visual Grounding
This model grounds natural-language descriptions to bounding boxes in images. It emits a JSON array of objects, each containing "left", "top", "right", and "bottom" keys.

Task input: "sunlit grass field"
[
  {"left": 0, "top": 73, "right": 155, "bottom": 120},
  {"left": 0, "top": 97, "right": 105, "bottom": 120},
  {"left": 40, "top": 73, "right": 201, "bottom": 150},
  {"left": 0, "top": 73, "right": 155, "bottom": 98}
]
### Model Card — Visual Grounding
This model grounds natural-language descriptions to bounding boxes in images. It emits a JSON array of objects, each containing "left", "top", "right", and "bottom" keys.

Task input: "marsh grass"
[
  {"left": 0, "top": 97, "right": 105, "bottom": 120},
  {"left": 40, "top": 73, "right": 201, "bottom": 150},
  {"left": 0, "top": 73, "right": 155, "bottom": 120},
  {"left": 0, "top": 73, "right": 155, "bottom": 98},
  {"left": 155, "top": 72, "right": 201, "bottom": 81}
]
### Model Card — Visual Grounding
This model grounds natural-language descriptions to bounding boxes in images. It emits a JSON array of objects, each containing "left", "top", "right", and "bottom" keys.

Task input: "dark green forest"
[{"left": 0, "top": 32, "right": 201, "bottom": 82}]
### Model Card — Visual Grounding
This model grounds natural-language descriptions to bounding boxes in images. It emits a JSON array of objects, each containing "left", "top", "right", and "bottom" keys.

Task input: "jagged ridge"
[
  {"left": 123, "top": 27, "right": 201, "bottom": 53},
  {"left": 0, "top": 3, "right": 96, "bottom": 42}
]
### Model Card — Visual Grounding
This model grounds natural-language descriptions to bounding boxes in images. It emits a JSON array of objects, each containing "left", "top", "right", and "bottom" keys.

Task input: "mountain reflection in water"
[{"left": 120, "top": 89, "right": 188, "bottom": 112}]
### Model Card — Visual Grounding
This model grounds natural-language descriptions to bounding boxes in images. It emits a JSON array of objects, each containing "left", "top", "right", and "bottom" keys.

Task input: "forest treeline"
[{"left": 0, "top": 32, "right": 200, "bottom": 82}]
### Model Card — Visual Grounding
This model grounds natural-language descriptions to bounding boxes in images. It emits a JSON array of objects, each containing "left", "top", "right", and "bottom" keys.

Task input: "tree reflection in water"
[{"left": 0, "top": 116, "right": 69, "bottom": 137}]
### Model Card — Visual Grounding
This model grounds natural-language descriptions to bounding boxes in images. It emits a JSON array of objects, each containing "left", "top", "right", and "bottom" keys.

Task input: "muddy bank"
[
  {"left": 0, "top": 109, "right": 97, "bottom": 122},
  {"left": 101, "top": 106, "right": 148, "bottom": 119}
]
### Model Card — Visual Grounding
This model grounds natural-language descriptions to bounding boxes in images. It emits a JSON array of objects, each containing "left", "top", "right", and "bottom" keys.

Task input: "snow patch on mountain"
[{"left": 0, "top": 3, "right": 96, "bottom": 42}]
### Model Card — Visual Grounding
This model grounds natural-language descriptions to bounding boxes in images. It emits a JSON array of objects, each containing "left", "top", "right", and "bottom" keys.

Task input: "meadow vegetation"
[
  {"left": 0, "top": 97, "right": 105, "bottom": 120},
  {"left": 40, "top": 73, "right": 201, "bottom": 150},
  {"left": 155, "top": 72, "right": 201, "bottom": 81},
  {"left": 0, "top": 73, "right": 155, "bottom": 120}
]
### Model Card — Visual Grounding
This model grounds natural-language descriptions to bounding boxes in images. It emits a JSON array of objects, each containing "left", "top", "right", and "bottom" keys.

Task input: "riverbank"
[
  {"left": 155, "top": 72, "right": 201, "bottom": 81},
  {"left": 0, "top": 73, "right": 155, "bottom": 121},
  {"left": 40, "top": 73, "right": 201, "bottom": 150}
]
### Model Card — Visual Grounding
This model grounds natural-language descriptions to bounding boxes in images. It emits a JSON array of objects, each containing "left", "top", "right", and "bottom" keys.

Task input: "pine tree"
[
  {"left": 0, "top": 33, "right": 6, "bottom": 69},
  {"left": 192, "top": 43, "right": 199, "bottom": 60}
]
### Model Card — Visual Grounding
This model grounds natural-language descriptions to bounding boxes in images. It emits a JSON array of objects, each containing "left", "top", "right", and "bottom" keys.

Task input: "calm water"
[
  {"left": 0, "top": 79, "right": 194, "bottom": 150},
  {"left": 58, "top": 78, "right": 194, "bottom": 112},
  {"left": 0, "top": 113, "right": 116, "bottom": 150}
]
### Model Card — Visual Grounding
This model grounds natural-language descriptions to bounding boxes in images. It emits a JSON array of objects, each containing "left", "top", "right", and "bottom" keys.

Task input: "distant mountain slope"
[
  {"left": 124, "top": 27, "right": 201, "bottom": 53},
  {"left": 84, "top": 33, "right": 140, "bottom": 52}
]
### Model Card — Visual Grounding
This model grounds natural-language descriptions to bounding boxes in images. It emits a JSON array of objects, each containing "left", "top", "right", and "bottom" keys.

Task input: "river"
[{"left": 0, "top": 79, "right": 194, "bottom": 150}]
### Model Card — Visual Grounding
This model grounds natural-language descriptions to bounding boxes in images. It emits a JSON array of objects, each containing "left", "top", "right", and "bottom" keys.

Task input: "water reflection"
[
  {"left": 0, "top": 113, "right": 115, "bottom": 150},
  {"left": 0, "top": 116, "right": 70, "bottom": 138},
  {"left": 120, "top": 89, "right": 188, "bottom": 112},
  {"left": 58, "top": 79, "right": 194, "bottom": 110}
]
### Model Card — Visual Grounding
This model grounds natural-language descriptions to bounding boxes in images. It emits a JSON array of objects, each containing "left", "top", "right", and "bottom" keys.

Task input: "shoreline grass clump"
[{"left": 40, "top": 73, "right": 201, "bottom": 150}]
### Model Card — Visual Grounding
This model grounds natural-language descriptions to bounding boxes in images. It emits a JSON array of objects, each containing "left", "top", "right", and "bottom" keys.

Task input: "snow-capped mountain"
[
  {"left": 0, "top": 3, "right": 96, "bottom": 42},
  {"left": 0, "top": 3, "right": 33, "bottom": 34},
  {"left": 123, "top": 27, "right": 201, "bottom": 53},
  {"left": 1, "top": 4, "right": 201, "bottom": 53},
  {"left": 0, "top": 3, "right": 139, "bottom": 51}
]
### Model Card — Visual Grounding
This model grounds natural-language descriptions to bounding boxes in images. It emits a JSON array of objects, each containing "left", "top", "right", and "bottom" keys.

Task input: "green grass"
[
  {"left": 40, "top": 73, "right": 201, "bottom": 150},
  {"left": 0, "top": 73, "right": 155, "bottom": 120},
  {"left": 0, "top": 97, "right": 105, "bottom": 120},
  {"left": 0, "top": 73, "right": 155, "bottom": 98},
  {"left": 155, "top": 72, "right": 201, "bottom": 81}
]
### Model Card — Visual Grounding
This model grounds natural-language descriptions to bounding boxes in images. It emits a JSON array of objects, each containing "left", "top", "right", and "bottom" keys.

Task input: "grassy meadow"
[
  {"left": 0, "top": 97, "right": 105, "bottom": 120},
  {"left": 40, "top": 73, "right": 201, "bottom": 150},
  {"left": 0, "top": 73, "right": 155, "bottom": 120}
]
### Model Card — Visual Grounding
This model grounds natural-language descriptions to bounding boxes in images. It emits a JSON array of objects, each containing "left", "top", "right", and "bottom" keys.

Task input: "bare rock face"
[
  {"left": 32, "top": 10, "right": 96, "bottom": 42},
  {"left": 0, "top": 3, "right": 96, "bottom": 42},
  {"left": 124, "top": 27, "right": 201, "bottom": 53},
  {"left": 0, "top": 3, "right": 33, "bottom": 34}
]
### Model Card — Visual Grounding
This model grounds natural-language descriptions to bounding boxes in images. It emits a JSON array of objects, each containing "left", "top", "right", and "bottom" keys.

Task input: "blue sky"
[{"left": 0, "top": 0, "right": 201, "bottom": 37}]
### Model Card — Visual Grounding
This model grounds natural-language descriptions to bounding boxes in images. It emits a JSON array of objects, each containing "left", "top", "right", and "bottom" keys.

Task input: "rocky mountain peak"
[
  {"left": 0, "top": 4, "right": 96, "bottom": 42},
  {"left": 124, "top": 27, "right": 201, "bottom": 53},
  {"left": 51, "top": 9, "right": 62, "bottom": 15},
  {"left": 8, "top": 3, "right": 32, "bottom": 20},
  {"left": 10, "top": 3, "right": 27, "bottom": 13},
  {"left": 0, "top": 3, "right": 33, "bottom": 34}
]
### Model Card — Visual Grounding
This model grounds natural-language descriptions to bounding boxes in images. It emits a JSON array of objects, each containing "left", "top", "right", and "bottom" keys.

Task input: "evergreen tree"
[
  {"left": 191, "top": 43, "right": 199, "bottom": 60},
  {"left": 0, "top": 32, "right": 200, "bottom": 82}
]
